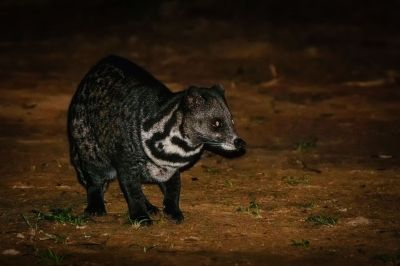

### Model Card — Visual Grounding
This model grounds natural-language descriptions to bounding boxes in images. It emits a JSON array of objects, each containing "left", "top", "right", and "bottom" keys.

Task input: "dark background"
[
  {"left": 2, "top": 0, "right": 400, "bottom": 38},
  {"left": 1, "top": 0, "right": 400, "bottom": 84}
]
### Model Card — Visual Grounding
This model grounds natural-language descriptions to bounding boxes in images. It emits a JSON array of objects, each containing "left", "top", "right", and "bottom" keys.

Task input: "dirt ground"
[{"left": 0, "top": 2, "right": 400, "bottom": 265}]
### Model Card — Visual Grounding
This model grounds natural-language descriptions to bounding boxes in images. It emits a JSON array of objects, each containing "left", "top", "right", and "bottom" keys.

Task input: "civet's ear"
[
  {"left": 212, "top": 84, "right": 225, "bottom": 96},
  {"left": 184, "top": 85, "right": 205, "bottom": 109}
]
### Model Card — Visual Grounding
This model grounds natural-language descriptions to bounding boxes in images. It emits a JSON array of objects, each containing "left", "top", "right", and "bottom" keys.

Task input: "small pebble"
[
  {"left": 347, "top": 216, "right": 370, "bottom": 226},
  {"left": 2, "top": 249, "right": 20, "bottom": 255}
]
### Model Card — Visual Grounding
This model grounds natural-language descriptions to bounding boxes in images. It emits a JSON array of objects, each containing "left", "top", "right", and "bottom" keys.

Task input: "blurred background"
[{"left": 1, "top": 0, "right": 400, "bottom": 85}]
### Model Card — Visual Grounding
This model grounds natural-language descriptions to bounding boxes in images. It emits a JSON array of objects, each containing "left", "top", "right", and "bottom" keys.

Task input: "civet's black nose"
[{"left": 234, "top": 138, "right": 246, "bottom": 150}]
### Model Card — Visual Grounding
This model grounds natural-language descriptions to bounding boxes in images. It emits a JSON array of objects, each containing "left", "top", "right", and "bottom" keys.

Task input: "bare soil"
[{"left": 0, "top": 3, "right": 400, "bottom": 265}]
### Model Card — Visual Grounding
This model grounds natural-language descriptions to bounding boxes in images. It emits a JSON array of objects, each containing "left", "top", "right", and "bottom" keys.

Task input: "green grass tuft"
[
  {"left": 301, "top": 201, "right": 316, "bottom": 209},
  {"left": 225, "top": 179, "right": 233, "bottom": 187},
  {"left": 291, "top": 239, "right": 310, "bottom": 248},
  {"left": 236, "top": 201, "right": 262, "bottom": 218},
  {"left": 282, "top": 176, "right": 309, "bottom": 185},
  {"left": 296, "top": 137, "right": 318, "bottom": 151},
  {"left": 22, "top": 213, "right": 40, "bottom": 230},
  {"left": 37, "top": 249, "right": 64, "bottom": 265},
  {"left": 201, "top": 165, "right": 220, "bottom": 174},
  {"left": 306, "top": 214, "right": 337, "bottom": 226},
  {"left": 35, "top": 208, "right": 87, "bottom": 226},
  {"left": 374, "top": 252, "right": 400, "bottom": 264},
  {"left": 249, "top": 116, "right": 266, "bottom": 125}
]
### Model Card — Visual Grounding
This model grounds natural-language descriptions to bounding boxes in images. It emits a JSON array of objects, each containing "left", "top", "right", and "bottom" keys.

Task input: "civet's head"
[{"left": 182, "top": 85, "right": 246, "bottom": 154}]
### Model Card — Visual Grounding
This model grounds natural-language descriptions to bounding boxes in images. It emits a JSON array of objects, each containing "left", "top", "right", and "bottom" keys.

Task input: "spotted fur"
[{"left": 68, "top": 55, "right": 245, "bottom": 225}]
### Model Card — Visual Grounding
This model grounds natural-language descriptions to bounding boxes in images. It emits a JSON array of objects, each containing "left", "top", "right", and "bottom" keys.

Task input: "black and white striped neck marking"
[{"left": 141, "top": 103, "right": 203, "bottom": 180}]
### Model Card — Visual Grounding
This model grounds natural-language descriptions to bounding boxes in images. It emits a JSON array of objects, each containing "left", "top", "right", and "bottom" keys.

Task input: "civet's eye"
[
  {"left": 212, "top": 118, "right": 222, "bottom": 129},
  {"left": 232, "top": 119, "right": 235, "bottom": 125}
]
